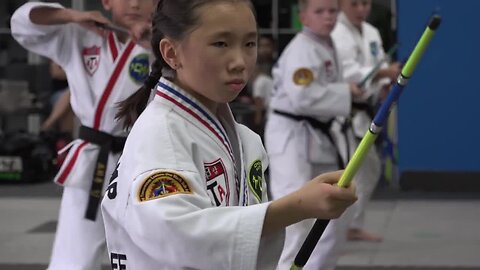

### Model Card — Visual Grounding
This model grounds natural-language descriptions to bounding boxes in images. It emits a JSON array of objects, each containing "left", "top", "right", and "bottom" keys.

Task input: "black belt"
[
  {"left": 273, "top": 110, "right": 346, "bottom": 169},
  {"left": 79, "top": 125, "right": 126, "bottom": 221},
  {"left": 352, "top": 102, "right": 375, "bottom": 119}
]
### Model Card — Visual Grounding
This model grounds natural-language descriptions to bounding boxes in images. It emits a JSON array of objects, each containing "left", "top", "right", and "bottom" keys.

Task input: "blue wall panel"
[{"left": 397, "top": 0, "right": 480, "bottom": 172}]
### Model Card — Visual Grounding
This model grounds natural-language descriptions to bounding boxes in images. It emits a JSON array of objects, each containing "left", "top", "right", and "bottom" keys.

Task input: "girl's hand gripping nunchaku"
[{"left": 290, "top": 14, "right": 442, "bottom": 270}]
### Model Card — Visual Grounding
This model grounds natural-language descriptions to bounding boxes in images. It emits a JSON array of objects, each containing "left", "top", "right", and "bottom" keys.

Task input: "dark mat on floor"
[
  {"left": 28, "top": 221, "right": 57, "bottom": 234},
  {"left": 338, "top": 267, "right": 478, "bottom": 270},
  {"left": 0, "top": 265, "right": 476, "bottom": 270},
  {"left": 0, "top": 181, "right": 62, "bottom": 198},
  {"left": 0, "top": 265, "right": 110, "bottom": 270}
]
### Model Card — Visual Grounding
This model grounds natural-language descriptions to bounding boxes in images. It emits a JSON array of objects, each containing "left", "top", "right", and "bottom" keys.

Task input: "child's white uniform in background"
[
  {"left": 11, "top": 2, "right": 151, "bottom": 269},
  {"left": 265, "top": 28, "right": 355, "bottom": 270},
  {"left": 102, "top": 78, "right": 284, "bottom": 270},
  {"left": 332, "top": 12, "right": 390, "bottom": 230}
]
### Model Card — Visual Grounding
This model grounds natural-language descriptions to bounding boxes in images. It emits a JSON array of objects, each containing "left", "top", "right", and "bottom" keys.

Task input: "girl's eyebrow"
[{"left": 208, "top": 31, "right": 258, "bottom": 39}]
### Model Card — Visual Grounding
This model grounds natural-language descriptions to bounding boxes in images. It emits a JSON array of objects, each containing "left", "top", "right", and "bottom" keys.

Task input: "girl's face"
[
  {"left": 174, "top": 1, "right": 258, "bottom": 113},
  {"left": 301, "top": 0, "right": 339, "bottom": 38},
  {"left": 102, "top": 0, "right": 156, "bottom": 29}
]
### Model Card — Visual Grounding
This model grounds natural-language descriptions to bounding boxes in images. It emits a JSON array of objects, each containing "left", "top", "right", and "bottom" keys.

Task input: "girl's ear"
[{"left": 159, "top": 38, "right": 180, "bottom": 70}]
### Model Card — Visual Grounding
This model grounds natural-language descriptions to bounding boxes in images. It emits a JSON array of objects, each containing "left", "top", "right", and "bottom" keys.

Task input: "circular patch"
[
  {"left": 293, "top": 68, "right": 314, "bottom": 86},
  {"left": 248, "top": 160, "right": 263, "bottom": 203},
  {"left": 129, "top": 53, "right": 150, "bottom": 85},
  {"left": 138, "top": 171, "right": 192, "bottom": 202}
]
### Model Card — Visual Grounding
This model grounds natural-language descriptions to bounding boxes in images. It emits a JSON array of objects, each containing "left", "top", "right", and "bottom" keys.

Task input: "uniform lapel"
[
  {"left": 217, "top": 104, "right": 245, "bottom": 205},
  {"left": 155, "top": 79, "right": 235, "bottom": 162},
  {"left": 93, "top": 34, "right": 136, "bottom": 129},
  {"left": 107, "top": 32, "right": 119, "bottom": 62}
]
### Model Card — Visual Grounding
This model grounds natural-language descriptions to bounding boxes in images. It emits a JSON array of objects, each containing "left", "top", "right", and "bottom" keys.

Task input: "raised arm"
[{"left": 11, "top": 2, "right": 111, "bottom": 65}]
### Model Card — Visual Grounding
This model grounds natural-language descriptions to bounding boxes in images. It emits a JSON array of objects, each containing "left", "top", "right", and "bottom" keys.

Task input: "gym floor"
[{"left": 1, "top": 181, "right": 479, "bottom": 270}]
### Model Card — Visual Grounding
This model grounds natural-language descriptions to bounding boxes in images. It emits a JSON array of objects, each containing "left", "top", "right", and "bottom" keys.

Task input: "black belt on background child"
[
  {"left": 273, "top": 110, "right": 346, "bottom": 169},
  {"left": 351, "top": 101, "right": 376, "bottom": 141},
  {"left": 79, "top": 125, "right": 126, "bottom": 221},
  {"left": 352, "top": 101, "right": 375, "bottom": 119}
]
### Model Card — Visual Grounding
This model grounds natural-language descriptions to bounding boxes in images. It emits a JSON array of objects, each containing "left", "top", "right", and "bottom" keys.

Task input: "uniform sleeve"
[
  {"left": 10, "top": 2, "right": 76, "bottom": 66},
  {"left": 332, "top": 26, "right": 372, "bottom": 84},
  {"left": 280, "top": 47, "right": 351, "bottom": 118},
  {"left": 124, "top": 169, "right": 271, "bottom": 270},
  {"left": 252, "top": 75, "right": 273, "bottom": 100}
]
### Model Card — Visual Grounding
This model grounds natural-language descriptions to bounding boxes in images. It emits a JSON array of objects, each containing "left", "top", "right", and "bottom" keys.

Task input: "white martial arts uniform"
[
  {"left": 102, "top": 78, "right": 284, "bottom": 270},
  {"left": 332, "top": 12, "right": 389, "bottom": 230},
  {"left": 11, "top": 3, "right": 150, "bottom": 269},
  {"left": 265, "top": 27, "right": 355, "bottom": 270}
]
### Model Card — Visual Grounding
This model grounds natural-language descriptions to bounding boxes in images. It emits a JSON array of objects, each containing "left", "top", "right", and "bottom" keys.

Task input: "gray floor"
[{"left": 1, "top": 180, "right": 479, "bottom": 270}]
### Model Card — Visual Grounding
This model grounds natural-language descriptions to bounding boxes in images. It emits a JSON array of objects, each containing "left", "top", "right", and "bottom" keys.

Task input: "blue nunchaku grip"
[{"left": 372, "top": 83, "right": 406, "bottom": 127}]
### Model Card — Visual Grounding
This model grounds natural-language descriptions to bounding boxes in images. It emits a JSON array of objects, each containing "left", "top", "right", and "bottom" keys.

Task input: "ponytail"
[
  {"left": 116, "top": 0, "right": 170, "bottom": 129},
  {"left": 116, "top": 58, "right": 163, "bottom": 129}
]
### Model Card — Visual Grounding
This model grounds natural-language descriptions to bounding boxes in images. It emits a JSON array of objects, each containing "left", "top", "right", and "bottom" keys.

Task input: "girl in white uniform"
[
  {"left": 101, "top": 1, "right": 357, "bottom": 269},
  {"left": 11, "top": 1, "right": 155, "bottom": 269}
]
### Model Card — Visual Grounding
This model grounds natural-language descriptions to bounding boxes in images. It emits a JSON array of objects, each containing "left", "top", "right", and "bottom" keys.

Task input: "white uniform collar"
[
  {"left": 155, "top": 77, "right": 236, "bottom": 160},
  {"left": 156, "top": 77, "right": 218, "bottom": 121},
  {"left": 301, "top": 26, "right": 334, "bottom": 49}
]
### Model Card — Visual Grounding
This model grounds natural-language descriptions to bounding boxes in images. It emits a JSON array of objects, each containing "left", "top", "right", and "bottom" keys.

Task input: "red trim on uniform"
[
  {"left": 108, "top": 32, "right": 118, "bottom": 61},
  {"left": 93, "top": 41, "right": 135, "bottom": 129},
  {"left": 56, "top": 141, "right": 88, "bottom": 185},
  {"left": 156, "top": 91, "right": 233, "bottom": 160}
]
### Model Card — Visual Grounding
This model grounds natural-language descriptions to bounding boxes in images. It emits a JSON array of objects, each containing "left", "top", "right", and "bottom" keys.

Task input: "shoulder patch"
[
  {"left": 129, "top": 53, "right": 150, "bottom": 85},
  {"left": 293, "top": 68, "right": 314, "bottom": 86},
  {"left": 248, "top": 160, "right": 263, "bottom": 203},
  {"left": 138, "top": 171, "right": 192, "bottom": 202}
]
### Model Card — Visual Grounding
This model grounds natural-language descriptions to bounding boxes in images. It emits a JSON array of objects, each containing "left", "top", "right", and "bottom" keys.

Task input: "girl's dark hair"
[{"left": 116, "top": 0, "right": 254, "bottom": 129}]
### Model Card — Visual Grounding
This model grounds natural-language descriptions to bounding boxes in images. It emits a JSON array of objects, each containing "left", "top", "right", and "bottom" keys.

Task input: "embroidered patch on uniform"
[
  {"left": 129, "top": 53, "right": 150, "bottom": 85},
  {"left": 248, "top": 160, "right": 263, "bottom": 203},
  {"left": 370, "top": 41, "right": 379, "bottom": 58},
  {"left": 138, "top": 171, "right": 192, "bottom": 202},
  {"left": 204, "top": 159, "right": 229, "bottom": 206},
  {"left": 324, "top": 60, "right": 335, "bottom": 79},
  {"left": 82, "top": 46, "right": 101, "bottom": 75},
  {"left": 293, "top": 68, "right": 314, "bottom": 86}
]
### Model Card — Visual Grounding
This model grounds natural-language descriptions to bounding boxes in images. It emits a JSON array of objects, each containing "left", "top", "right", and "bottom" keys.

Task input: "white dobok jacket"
[
  {"left": 266, "top": 28, "right": 352, "bottom": 165},
  {"left": 11, "top": 2, "right": 151, "bottom": 189},
  {"left": 332, "top": 12, "right": 391, "bottom": 137},
  {"left": 102, "top": 78, "right": 284, "bottom": 270}
]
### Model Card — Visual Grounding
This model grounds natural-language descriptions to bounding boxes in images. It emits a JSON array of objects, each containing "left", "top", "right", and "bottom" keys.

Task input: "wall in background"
[{"left": 397, "top": 0, "right": 480, "bottom": 177}]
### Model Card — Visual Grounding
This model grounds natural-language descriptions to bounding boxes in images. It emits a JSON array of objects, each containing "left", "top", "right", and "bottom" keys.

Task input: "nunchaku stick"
[
  {"left": 358, "top": 43, "right": 399, "bottom": 88},
  {"left": 290, "top": 14, "right": 442, "bottom": 270},
  {"left": 94, "top": 21, "right": 130, "bottom": 36},
  {"left": 95, "top": 21, "right": 151, "bottom": 43}
]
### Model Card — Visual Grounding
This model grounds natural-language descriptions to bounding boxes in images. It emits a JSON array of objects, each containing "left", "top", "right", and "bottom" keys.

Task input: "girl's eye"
[
  {"left": 212, "top": 41, "right": 228, "bottom": 48},
  {"left": 246, "top": 41, "right": 257, "bottom": 48}
]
